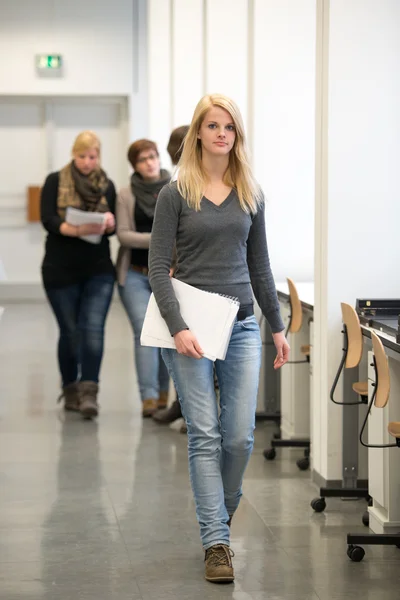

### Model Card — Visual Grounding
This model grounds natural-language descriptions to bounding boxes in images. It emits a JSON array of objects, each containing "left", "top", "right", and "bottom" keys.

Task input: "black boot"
[{"left": 152, "top": 399, "right": 182, "bottom": 424}]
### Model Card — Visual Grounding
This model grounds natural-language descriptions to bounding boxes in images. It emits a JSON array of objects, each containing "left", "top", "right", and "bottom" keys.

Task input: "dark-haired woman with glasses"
[{"left": 116, "top": 139, "right": 170, "bottom": 418}]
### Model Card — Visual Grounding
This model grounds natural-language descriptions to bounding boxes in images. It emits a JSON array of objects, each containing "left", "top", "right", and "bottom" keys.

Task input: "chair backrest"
[
  {"left": 371, "top": 331, "right": 390, "bottom": 409},
  {"left": 287, "top": 277, "right": 303, "bottom": 333},
  {"left": 341, "top": 302, "right": 363, "bottom": 368}
]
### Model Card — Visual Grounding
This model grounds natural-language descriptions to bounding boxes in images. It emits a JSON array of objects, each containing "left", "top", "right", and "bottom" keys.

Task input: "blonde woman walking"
[
  {"left": 40, "top": 131, "right": 116, "bottom": 419},
  {"left": 149, "top": 94, "right": 289, "bottom": 582}
]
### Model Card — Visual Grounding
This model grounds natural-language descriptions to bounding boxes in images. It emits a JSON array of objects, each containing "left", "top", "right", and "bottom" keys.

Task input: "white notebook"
[
  {"left": 65, "top": 207, "right": 106, "bottom": 244},
  {"left": 140, "top": 279, "right": 240, "bottom": 361}
]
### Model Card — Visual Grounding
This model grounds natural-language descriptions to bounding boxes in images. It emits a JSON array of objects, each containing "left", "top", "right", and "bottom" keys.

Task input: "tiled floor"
[{"left": 0, "top": 302, "right": 399, "bottom": 599}]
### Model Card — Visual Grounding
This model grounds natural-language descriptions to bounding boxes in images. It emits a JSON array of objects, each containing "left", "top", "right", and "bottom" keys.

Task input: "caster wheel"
[
  {"left": 347, "top": 545, "right": 365, "bottom": 562},
  {"left": 263, "top": 448, "right": 276, "bottom": 460},
  {"left": 362, "top": 511, "right": 369, "bottom": 527},
  {"left": 304, "top": 448, "right": 310, "bottom": 458},
  {"left": 273, "top": 432, "right": 281, "bottom": 440},
  {"left": 297, "top": 457, "right": 310, "bottom": 471},
  {"left": 311, "top": 497, "right": 326, "bottom": 513}
]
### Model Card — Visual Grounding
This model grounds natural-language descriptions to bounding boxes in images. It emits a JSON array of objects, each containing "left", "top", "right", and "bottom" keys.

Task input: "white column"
[
  {"left": 130, "top": 0, "right": 149, "bottom": 143},
  {"left": 313, "top": 0, "right": 400, "bottom": 482},
  {"left": 205, "top": 0, "right": 249, "bottom": 127},
  {"left": 148, "top": 0, "right": 172, "bottom": 167},
  {"left": 252, "top": 0, "right": 316, "bottom": 282},
  {"left": 171, "top": 0, "right": 204, "bottom": 127}
]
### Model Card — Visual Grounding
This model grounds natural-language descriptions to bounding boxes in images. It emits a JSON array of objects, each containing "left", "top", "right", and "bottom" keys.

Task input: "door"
[{"left": 0, "top": 100, "right": 46, "bottom": 227}]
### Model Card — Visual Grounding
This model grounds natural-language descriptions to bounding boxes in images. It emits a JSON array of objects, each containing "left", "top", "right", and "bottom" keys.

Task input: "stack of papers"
[
  {"left": 66, "top": 207, "right": 106, "bottom": 244},
  {"left": 141, "top": 279, "right": 240, "bottom": 361}
]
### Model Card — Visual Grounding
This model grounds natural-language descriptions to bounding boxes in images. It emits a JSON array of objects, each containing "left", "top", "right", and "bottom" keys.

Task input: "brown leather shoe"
[
  {"left": 157, "top": 391, "right": 169, "bottom": 410},
  {"left": 79, "top": 381, "right": 99, "bottom": 420},
  {"left": 153, "top": 399, "right": 182, "bottom": 424},
  {"left": 57, "top": 383, "right": 80, "bottom": 412},
  {"left": 204, "top": 544, "right": 234, "bottom": 583},
  {"left": 142, "top": 398, "right": 157, "bottom": 418}
]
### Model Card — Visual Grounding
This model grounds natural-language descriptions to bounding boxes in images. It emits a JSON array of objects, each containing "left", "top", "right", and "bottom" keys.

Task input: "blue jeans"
[
  {"left": 118, "top": 269, "right": 170, "bottom": 402},
  {"left": 162, "top": 315, "right": 262, "bottom": 549},
  {"left": 45, "top": 273, "right": 115, "bottom": 386}
]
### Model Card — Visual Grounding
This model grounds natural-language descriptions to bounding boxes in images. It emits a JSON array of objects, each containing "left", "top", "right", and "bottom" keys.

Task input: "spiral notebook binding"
[
  {"left": 207, "top": 291, "right": 240, "bottom": 307},
  {"left": 171, "top": 276, "right": 240, "bottom": 307}
]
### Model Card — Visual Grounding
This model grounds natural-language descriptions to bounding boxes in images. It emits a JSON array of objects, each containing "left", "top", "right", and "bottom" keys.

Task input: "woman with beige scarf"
[{"left": 40, "top": 130, "right": 116, "bottom": 419}]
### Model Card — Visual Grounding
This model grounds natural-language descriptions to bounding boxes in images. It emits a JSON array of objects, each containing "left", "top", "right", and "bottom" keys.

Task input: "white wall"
[
  {"left": 313, "top": 0, "right": 400, "bottom": 481},
  {"left": 0, "top": 0, "right": 134, "bottom": 96},
  {"left": 147, "top": 0, "right": 316, "bottom": 281}
]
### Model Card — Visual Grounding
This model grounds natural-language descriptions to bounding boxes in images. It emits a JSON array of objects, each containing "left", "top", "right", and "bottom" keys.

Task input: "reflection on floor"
[{"left": 0, "top": 303, "right": 399, "bottom": 599}]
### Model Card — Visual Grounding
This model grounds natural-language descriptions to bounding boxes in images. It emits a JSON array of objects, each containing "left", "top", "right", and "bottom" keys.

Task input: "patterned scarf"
[{"left": 57, "top": 161, "right": 110, "bottom": 219}]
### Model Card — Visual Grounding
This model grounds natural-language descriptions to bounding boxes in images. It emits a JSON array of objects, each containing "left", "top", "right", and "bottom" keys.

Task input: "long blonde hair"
[{"left": 177, "top": 94, "right": 262, "bottom": 213}]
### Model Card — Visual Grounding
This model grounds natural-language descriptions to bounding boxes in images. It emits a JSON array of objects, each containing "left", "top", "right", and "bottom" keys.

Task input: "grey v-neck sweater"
[{"left": 149, "top": 182, "right": 284, "bottom": 336}]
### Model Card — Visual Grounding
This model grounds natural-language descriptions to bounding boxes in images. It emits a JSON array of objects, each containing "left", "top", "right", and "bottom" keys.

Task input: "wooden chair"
[
  {"left": 286, "top": 277, "right": 311, "bottom": 358},
  {"left": 311, "top": 302, "right": 369, "bottom": 515},
  {"left": 330, "top": 303, "right": 368, "bottom": 405},
  {"left": 263, "top": 278, "right": 311, "bottom": 470},
  {"left": 347, "top": 331, "right": 400, "bottom": 561}
]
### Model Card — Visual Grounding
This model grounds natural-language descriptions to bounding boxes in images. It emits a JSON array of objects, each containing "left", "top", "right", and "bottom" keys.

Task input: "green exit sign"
[{"left": 36, "top": 54, "right": 63, "bottom": 70}]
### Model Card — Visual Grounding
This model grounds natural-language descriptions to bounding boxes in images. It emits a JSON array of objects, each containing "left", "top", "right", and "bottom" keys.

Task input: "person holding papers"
[
  {"left": 40, "top": 131, "right": 116, "bottom": 419},
  {"left": 116, "top": 140, "right": 170, "bottom": 418},
  {"left": 149, "top": 94, "right": 290, "bottom": 583}
]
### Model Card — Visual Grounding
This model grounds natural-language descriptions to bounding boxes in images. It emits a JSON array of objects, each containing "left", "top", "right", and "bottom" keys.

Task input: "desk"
[
  {"left": 360, "top": 320, "right": 400, "bottom": 533},
  {"left": 255, "top": 282, "right": 314, "bottom": 421},
  {"left": 361, "top": 318, "right": 400, "bottom": 357},
  {"left": 275, "top": 282, "right": 314, "bottom": 441}
]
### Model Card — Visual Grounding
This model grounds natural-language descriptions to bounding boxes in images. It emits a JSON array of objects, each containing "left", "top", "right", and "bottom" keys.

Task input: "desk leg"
[
  {"left": 342, "top": 367, "right": 362, "bottom": 488},
  {"left": 311, "top": 365, "right": 369, "bottom": 516},
  {"left": 256, "top": 320, "right": 281, "bottom": 425}
]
